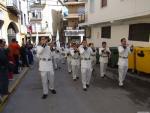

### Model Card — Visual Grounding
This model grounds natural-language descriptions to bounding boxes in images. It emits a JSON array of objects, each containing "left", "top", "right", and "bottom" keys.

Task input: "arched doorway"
[{"left": 7, "top": 22, "right": 19, "bottom": 43}]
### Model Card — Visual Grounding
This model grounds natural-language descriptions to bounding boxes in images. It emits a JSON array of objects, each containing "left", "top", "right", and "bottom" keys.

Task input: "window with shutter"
[
  {"left": 101, "top": 26, "right": 111, "bottom": 39},
  {"left": 101, "top": 0, "right": 107, "bottom": 8},
  {"left": 128, "top": 23, "right": 150, "bottom": 42}
]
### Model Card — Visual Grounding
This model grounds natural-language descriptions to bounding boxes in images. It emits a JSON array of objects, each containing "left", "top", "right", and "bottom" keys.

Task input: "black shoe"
[
  {"left": 73, "top": 78, "right": 77, "bottom": 81},
  {"left": 83, "top": 88, "right": 87, "bottom": 91},
  {"left": 50, "top": 89, "right": 56, "bottom": 94},
  {"left": 42, "top": 94, "right": 48, "bottom": 99},
  {"left": 86, "top": 84, "right": 90, "bottom": 88},
  {"left": 76, "top": 77, "right": 79, "bottom": 80}
]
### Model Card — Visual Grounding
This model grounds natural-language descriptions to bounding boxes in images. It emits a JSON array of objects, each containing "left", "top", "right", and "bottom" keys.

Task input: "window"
[
  {"left": 32, "top": 12, "right": 36, "bottom": 17},
  {"left": 24, "top": 14, "right": 26, "bottom": 25},
  {"left": 129, "top": 23, "right": 150, "bottom": 42},
  {"left": 21, "top": 12, "right": 23, "bottom": 25},
  {"left": 101, "top": 26, "right": 111, "bottom": 38},
  {"left": 101, "top": 0, "right": 107, "bottom": 8}
]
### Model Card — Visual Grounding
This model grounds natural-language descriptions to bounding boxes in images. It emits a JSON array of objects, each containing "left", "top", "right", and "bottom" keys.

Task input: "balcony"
[
  {"left": 79, "top": 13, "right": 87, "bottom": 23},
  {"left": 30, "top": 1, "right": 46, "bottom": 9},
  {"left": 64, "top": 1, "right": 85, "bottom": 6},
  {"left": 30, "top": 12, "right": 42, "bottom": 21},
  {"left": 6, "top": 0, "right": 20, "bottom": 14},
  {"left": 64, "top": 13, "right": 79, "bottom": 19},
  {"left": 78, "top": 0, "right": 88, "bottom": 2}
]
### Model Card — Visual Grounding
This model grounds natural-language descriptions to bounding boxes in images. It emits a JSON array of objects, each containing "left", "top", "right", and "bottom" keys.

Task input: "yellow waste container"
[
  {"left": 128, "top": 49, "right": 136, "bottom": 70},
  {"left": 136, "top": 47, "right": 150, "bottom": 74},
  {"left": 128, "top": 47, "right": 139, "bottom": 70}
]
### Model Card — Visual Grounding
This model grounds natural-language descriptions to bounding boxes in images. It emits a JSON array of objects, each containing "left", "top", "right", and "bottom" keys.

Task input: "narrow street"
[{"left": 2, "top": 62, "right": 150, "bottom": 113}]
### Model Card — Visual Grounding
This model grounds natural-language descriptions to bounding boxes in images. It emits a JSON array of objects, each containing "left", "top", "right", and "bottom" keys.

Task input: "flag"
[
  {"left": 56, "top": 29, "right": 60, "bottom": 48},
  {"left": 36, "top": 32, "right": 39, "bottom": 46}
]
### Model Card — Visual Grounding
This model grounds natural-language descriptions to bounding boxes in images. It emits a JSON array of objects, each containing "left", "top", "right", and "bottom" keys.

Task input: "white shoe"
[{"left": 119, "top": 82, "right": 123, "bottom": 86}]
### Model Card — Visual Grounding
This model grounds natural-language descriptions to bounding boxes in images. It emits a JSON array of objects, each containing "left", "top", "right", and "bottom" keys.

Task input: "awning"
[{"left": 64, "top": 29, "right": 85, "bottom": 36}]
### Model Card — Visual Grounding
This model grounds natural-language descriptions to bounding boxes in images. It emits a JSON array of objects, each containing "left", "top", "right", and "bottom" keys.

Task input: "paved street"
[{"left": 2, "top": 62, "right": 150, "bottom": 113}]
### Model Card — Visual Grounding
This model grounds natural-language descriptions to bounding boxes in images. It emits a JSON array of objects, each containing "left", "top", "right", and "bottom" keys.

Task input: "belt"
[
  {"left": 101, "top": 56, "right": 108, "bottom": 57},
  {"left": 81, "top": 58, "right": 90, "bottom": 60},
  {"left": 73, "top": 58, "right": 79, "bottom": 60},
  {"left": 40, "top": 58, "right": 51, "bottom": 61},
  {"left": 119, "top": 56, "right": 128, "bottom": 59}
]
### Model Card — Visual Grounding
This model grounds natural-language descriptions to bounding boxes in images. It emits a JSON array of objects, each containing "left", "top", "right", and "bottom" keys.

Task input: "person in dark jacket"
[
  {"left": 0, "top": 39, "right": 10, "bottom": 95},
  {"left": 20, "top": 43, "right": 29, "bottom": 67}
]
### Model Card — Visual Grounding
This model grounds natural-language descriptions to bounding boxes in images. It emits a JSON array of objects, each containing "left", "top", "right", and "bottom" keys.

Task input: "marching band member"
[
  {"left": 60, "top": 47, "right": 66, "bottom": 64},
  {"left": 99, "top": 42, "right": 111, "bottom": 78},
  {"left": 89, "top": 43, "right": 96, "bottom": 71},
  {"left": 54, "top": 47, "right": 61, "bottom": 70},
  {"left": 65, "top": 44, "right": 72, "bottom": 73},
  {"left": 49, "top": 42, "right": 56, "bottom": 69},
  {"left": 37, "top": 37, "right": 56, "bottom": 99},
  {"left": 118, "top": 38, "right": 133, "bottom": 86},
  {"left": 79, "top": 40, "right": 93, "bottom": 91},
  {"left": 70, "top": 43, "right": 80, "bottom": 81}
]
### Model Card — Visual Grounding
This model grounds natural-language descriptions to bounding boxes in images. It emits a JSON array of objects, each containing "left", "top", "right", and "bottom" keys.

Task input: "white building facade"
[
  {"left": 20, "top": 0, "right": 29, "bottom": 44},
  {"left": 29, "top": 0, "right": 63, "bottom": 43},
  {"left": 79, "top": 0, "right": 150, "bottom": 47}
]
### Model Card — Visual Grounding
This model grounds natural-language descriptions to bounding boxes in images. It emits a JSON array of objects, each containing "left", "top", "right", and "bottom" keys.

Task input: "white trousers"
[
  {"left": 118, "top": 65, "right": 128, "bottom": 84},
  {"left": 40, "top": 71, "right": 55, "bottom": 94},
  {"left": 67, "top": 59, "right": 72, "bottom": 72},
  {"left": 72, "top": 65, "right": 80, "bottom": 79},
  {"left": 81, "top": 68, "right": 92, "bottom": 88},
  {"left": 100, "top": 62, "right": 108, "bottom": 77},
  {"left": 61, "top": 56, "right": 65, "bottom": 64},
  {"left": 54, "top": 58, "right": 60, "bottom": 69},
  {"left": 91, "top": 57, "right": 96, "bottom": 70}
]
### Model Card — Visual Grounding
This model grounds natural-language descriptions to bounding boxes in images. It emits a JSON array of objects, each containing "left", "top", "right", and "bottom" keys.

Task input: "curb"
[
  {"left": 0, "top": 68, "right": 29, "bottom": 112},
  {"left": 93, "top": 64, "right": 150, "bottom": 83},
  {"left": 107, "top": 67, "right": 150, "bottom": 83}
]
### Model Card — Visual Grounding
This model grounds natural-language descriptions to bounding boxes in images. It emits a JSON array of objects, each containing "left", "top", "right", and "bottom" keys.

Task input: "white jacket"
[
  {"left": 70, "top": 48, "right": 80, "bottom": 66},
  {"left": 79, "top": 46, "right": 93, "bottom": 68},
  {"left": 37, "top": 45, "right": 53, "bottom": 71},
  {"left": 99, "top": 47, "right": 111, "bottom": 63},
  {"left": 118, "top": 46, "right": 131, "bottom": 66}
]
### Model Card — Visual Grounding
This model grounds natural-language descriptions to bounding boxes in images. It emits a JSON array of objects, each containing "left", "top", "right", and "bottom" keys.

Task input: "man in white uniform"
[
  {"left": 65, "top": 44, "right": 72, "bottom": 73},
  {"left": 89, "top": 43, "right": 96, "bottom": 71},
  {"left": 60, "top": 47, "right": 66, "bottom": 64},
  {"left": 37, "top": 37, "right": 56, "bottom": 99},
  {"left": 70, "top": 43, "right": 80, "bottom": 81},
  {"left": 79, "top": 40, "right": 93, "bottom": 91},
  {"left": 118, "top": 38, "right": 133, "bottom": 86},
  {"left": 99, "top": 42, "right": 111, "bottom": 78},
  {"left": 54, "top": 48, "right": 61, "bottom": 69}
]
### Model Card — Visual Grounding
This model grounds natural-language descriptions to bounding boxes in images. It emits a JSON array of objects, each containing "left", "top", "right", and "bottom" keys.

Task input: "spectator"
[
  {"left": 8, "top": 38, "right": 20, "bottom": 74},
  {"left": 26, "top": 42, "right": 34, "bottom": 65},
  {"left": 20, "top": 43, "right": 29, "bottom": 67},
  {"left": 0, "top": 39, "right": 10, "bottom": 95}
]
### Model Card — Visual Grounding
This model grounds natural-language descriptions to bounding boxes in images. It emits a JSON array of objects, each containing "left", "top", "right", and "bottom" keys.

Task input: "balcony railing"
[
  {"left": 32, "top": 26, "right": 48, "bottom": 33},
  {"left": 6, "top": 0, "right": 20, "bottom": 14},
  {"left": 30, "top": 14, "right": 42, "bottom": 21}
]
